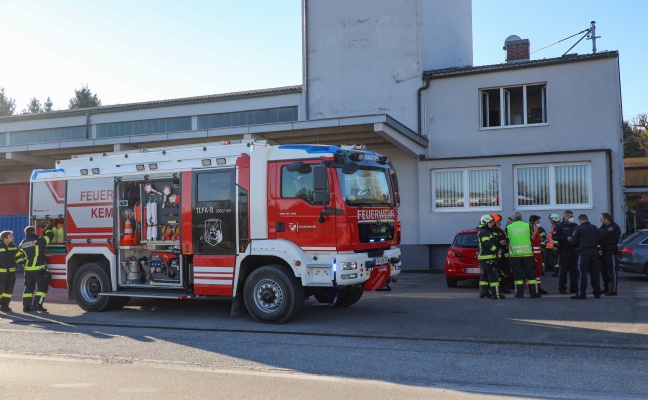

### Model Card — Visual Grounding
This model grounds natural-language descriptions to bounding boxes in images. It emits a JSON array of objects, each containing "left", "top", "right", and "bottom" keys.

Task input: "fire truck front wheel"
[
  {"left": 74, "top": 263, "right": 129, "bottom": 312},
  {"left": 244, "top": 265, "right": 305, "bottom": 324}
]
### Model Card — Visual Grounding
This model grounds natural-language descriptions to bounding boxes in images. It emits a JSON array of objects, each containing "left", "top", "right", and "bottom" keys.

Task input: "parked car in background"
[
  {"left": 445, "top": 228, "right": 514, "bottom": 288},
  {"left": 445, "top": 228, "right": 481, "bottom": 287},
  {"left": 617, "top": 230, "right": 648, "bottom": 276}
]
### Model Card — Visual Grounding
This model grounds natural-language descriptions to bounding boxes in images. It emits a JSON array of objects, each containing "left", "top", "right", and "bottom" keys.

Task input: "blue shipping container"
[{"left": 0, "top": 215, "right": 29, "bottom": 246}]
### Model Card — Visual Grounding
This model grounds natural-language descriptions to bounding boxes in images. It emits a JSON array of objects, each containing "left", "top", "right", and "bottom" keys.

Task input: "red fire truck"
[{"left": 30, "top": 141, "right": 402, "bottom": 323}]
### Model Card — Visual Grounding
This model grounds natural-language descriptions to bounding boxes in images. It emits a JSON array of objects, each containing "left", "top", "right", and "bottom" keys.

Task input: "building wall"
[
  {"left": 305, "top": 0, "right": 472, "bottom": 131},
  {"left": 415, "top": 56, "right": 624, "bottom": 267}
]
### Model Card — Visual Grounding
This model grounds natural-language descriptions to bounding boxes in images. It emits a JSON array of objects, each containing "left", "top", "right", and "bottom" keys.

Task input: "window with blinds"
[
  {"left": 432, "top": 168, "right": 500, "bottom": 210},
  {"left": 515, "top": 163, "right": 590, "bottom": 207}
]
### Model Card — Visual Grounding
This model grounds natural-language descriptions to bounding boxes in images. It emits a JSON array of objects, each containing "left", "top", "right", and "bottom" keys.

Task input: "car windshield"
[
  {"left": 337, "top": 167, "right": 392, "bottom": 206},
  {"left": 454, "top": 233, "right": 478, "bottom": 248}
]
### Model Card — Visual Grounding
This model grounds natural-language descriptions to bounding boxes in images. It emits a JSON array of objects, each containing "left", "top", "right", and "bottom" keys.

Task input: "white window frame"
[
  {"left": 514, "top": 162, "right": 592, "bottom": 209},
  {"left": 431, "top": 167, "right": 501, "bottom": 212},
  {"left": 479, "top": 83, "right": 548, "bottom": 129}
]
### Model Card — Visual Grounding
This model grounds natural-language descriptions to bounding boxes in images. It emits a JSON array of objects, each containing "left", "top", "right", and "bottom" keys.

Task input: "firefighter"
[
  {"left": 19, "top": 225, "right": 53, "bottom": 312},
  {"left": 490, "top": 213, "right": 511, "bottom": 293},
  {"left": 477, "top": 214, "right": 504, "bottom": 299},
  {"left": 553, "top": 210, "right": 579, "bottom": 294},
  {"left": 529, "top": 215, "right": 548, "bottom": 295},
  {"left": 0, "top": 231, "right": 26, "bottom": 312},
  {"left": 598, "top": 212, "right": 621, "bottom": 296},
  {"left": 506, "top": 212, "right": 540, "bottom": 298},
  {"left": 545, "top": 213, "right": 561, "bottom": 276},
  {"left": 569, "top": 214, "right": 602, "bottom": 299}
]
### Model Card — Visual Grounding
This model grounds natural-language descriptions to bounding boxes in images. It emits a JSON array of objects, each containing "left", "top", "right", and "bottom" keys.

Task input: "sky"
[{"left": 0, "top": 1, "right": 645, "bottom": 120}]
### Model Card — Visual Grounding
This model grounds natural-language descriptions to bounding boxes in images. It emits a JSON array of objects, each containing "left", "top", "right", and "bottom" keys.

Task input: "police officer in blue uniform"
[{"left": 569, "top": 214, "right": 602, "bottom": 299}]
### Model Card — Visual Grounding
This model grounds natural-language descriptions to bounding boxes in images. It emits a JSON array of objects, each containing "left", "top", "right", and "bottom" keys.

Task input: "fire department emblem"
[
  {"left": 205, "top": 218, "right": 223, "bottom": 245},
  {"left": 288, "top": 222, "right": 298, "bottom": 232}
]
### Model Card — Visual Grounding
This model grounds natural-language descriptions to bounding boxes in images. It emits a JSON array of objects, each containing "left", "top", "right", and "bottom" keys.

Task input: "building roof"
[
  {"left": 424, "top": 51, "right": 619, "bottom": 79},
  {"left": 625, "top": 158, "right": 648, "bottom": 168},
  {"left": 0, "top": 85, "right": 302, "bottom": 122}
]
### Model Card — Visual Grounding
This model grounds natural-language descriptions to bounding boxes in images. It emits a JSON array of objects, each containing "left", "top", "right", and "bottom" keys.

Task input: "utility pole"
[{"left": 587, "top": 21, "right": 600, "bottom": 53}]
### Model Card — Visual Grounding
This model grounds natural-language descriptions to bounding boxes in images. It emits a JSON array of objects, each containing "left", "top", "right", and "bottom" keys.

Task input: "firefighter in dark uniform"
[
  {"left": 477, "top": 214, "right": 504, "bottom": 299},
  {"left": 490, "top": 214, "right": 511, "bottom": 293},
  {"left": 553, "top": 210, "right": 579, "bottom": 294},
  {"left": 569, "top": 214, "right": 602, "bottom": 299},
  {"left": 598, "top": 212, "right": 621, "bottom": 296},
  {"left": 19, "top": 225, "right": 53, "bottom": 312},
  {"left": 0, "top": 231, "right": 26, "bottom": 312}
]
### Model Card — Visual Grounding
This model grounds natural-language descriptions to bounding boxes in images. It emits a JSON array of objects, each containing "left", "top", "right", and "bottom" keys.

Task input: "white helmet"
[
  {"left": 549, "top": 213, "right": 560, "bottom": 223},
  {"left": 480, "top": 214, "right": 494, "bottom": 224}
]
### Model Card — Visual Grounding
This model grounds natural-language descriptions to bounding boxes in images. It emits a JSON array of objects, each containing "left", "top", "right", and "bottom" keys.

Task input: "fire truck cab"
[{"left": 30, "top": 140, "right": 401, "bottom": 323}]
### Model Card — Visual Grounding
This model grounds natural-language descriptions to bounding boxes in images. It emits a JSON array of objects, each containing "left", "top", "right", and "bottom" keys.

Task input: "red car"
[
  {"left": 445, "top": 228, "right": 513, "bottom": 288},
  {"left": 445, "top": 228, "right": 481, "bottom": 287}
]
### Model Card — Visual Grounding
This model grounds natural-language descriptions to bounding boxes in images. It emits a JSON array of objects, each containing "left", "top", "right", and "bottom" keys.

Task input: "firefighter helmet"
[
  {"left": 549, "top": 213, "right": 560, "bottom": 222},
  {"left": 480, "top": 214, "right": 494, "bottom": 224},
  {"left": 490, "top": 214, "right": 502, "bottom": 222}
]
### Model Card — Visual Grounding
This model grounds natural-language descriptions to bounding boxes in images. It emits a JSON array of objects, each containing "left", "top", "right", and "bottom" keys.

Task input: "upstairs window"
[{"left": 480, "top": 83, "right": 547, "bottom": 128}]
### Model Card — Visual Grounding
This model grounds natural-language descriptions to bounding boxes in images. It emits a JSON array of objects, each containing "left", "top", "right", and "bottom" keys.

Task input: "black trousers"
[
  {"left": 23, "top": 269, "right": 49, "bottom": 308},
  {"left": 0, "top": 271, "right": 16, "bottom": 304},
  {"left": 479, "top": 260, "right": 501, "bottom": 297},
  {"left": 576, "top": 254, "right": 602, "bottom": 297},
  {"left": 600, "top": 252, "right": 618, "bottom": 293},
  {"left": 559, "top": 250, "right": 579, "bottom": 293},
  {"left": 510, "top": 256, "right": 537, "bottom": 296}
]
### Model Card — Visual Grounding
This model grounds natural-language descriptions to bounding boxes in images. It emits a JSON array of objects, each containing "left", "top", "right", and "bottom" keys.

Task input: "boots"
[
  {"left": 33, "top": 296, "right": 47, "bottom": 312},
  {"left": 0, "top": 297, "right": 12, "bottom": 312},
  {"left": 479, "top": 282, "right": 491, "bottom": 298},
  {"left": 23, "top": 297, "right": 33, "bottom": 312},
  {"left": 490, "top": 285, "right": 505, "bottom": 300}
]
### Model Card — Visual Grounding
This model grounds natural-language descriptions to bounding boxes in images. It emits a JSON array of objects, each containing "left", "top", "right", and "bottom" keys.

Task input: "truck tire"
[
  {"left": 73, "top": 263, "right": 130, "bottom": 312},
  {"left": 244, "top": 265, "right": 304, "bottom": 324},
  {"left": 314, "top": 287, "right": 363, "bottom": 308}
]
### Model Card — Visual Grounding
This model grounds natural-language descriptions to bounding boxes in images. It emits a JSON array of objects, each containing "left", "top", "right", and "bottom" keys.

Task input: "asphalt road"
[{"left": 0, "top": 270, "right": 646, "bottom": 399}]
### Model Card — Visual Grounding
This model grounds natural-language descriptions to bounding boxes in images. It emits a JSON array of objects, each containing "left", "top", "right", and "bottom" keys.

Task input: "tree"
[
  {"left": 43, "top": 97, "right": 53, "bottom": 112},
  {"left": 624, "top": 114, "right": 648, "bottom": 158},
  {"left": 0, "top": 87, "right": 16, "bottom": 116},
  {"left": 22, "top": 97, "right": 42, "bottom": 114},
  {"left": 68, "top": 84, "right": 101, "bottom": 109}
]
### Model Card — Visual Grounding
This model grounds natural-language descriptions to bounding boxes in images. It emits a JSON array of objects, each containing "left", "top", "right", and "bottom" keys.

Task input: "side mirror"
[{"left": 312, "top": 166, "right": 329, "bottom": 205}]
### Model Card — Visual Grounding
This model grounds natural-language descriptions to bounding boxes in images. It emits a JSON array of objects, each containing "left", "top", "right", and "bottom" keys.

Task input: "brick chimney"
[{"left": 503, "top": 35, "right": 530, "bottom": 63}]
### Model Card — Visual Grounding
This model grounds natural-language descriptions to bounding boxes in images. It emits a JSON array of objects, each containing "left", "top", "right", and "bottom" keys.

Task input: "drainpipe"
[
  {"left": 301, "top": 0, "right": 309, "bottom": 120},
  {"left": 85, "top": 112, "right": 91, "bottom": 139},
  {"left": 606, "top": 149, "right": 614, "bottom": 218},
  {"left": 417, "top": 76, "right": 431, "bottom": 136}
]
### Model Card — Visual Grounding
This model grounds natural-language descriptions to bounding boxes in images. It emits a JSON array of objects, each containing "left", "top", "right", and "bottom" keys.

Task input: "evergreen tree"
[
  {"left": 22, "top": 97, "right": 42, "bottom": 114},
  {"left": 68, "top": 84, "right": 101, "bottom": 109},
  {"left": 43, "top": 97, "right": 53, "bottom": 112},
  {"left": 0, "top": 87, "right": 16, "bottom": 116}
]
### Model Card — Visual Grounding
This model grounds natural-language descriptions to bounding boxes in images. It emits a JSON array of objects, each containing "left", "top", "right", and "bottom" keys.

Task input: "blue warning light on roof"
[
  {"left": 278, "top": 144, "right": 340, "bottom": 154},
  {"left": 31, "top": 168, "right": 65, "bottom": 180}
]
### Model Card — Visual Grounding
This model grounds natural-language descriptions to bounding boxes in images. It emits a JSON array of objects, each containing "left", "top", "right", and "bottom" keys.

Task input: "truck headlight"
[{"left": 339, "top": 261, "right": 357, "bottom": 270}]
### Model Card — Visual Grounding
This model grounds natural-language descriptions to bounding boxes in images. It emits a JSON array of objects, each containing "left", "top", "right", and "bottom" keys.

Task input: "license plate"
[
  {"left": 465, "top": 268, "right": 481, "bottom": 274},
  {"left": 374, "top": 257, "right": 388, "bottom": 266}
]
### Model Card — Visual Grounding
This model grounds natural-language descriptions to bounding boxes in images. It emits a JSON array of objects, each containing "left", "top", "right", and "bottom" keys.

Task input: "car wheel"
[{"left": 446, "top": 277, "right": 458, "bottom": 287}]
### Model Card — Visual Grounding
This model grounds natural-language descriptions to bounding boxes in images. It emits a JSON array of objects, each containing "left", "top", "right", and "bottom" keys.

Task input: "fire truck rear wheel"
[
  {"left": 244, "top": 265, "right": 304, "bottom": 324},
  {"left": 74, "top": 263, "right": 130, "bottom": 312}
]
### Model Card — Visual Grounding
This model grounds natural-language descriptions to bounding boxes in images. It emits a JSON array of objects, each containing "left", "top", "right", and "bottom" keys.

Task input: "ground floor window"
[
  {"left": 515, "top": 163, "right": 591, "bottom": 207},
  {"left": 432, "top": 168, "right": 500, "bottom": 210}
]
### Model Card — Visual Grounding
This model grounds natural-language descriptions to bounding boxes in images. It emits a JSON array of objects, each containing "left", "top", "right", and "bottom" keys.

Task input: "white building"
[{"left": 0, "top": 0, "right": 623, "bottom": 270}]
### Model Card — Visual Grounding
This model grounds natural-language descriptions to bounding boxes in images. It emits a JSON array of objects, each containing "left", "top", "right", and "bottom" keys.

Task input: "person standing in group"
[
  {"left": 569, "top": 214, "right": 602, "bottom": 299},
  {"left": 553, "top": 210, "right": 579, "bottom": 294},
  {"left": 19, "top": 225, "right": 53, "bottom": 312},
  {"left": 477, "top": 214, "right": 504, "bottom": 300},
  {"left": 490, "top": 214, "right": 511, "bottom": 294},
  {"left": 0, "top": 231, "right": 26, "bottom": 312},
  {"left": 506, "top": 212, "right": 540, "bottom": 298},
  {"left": 599, "top": 212, "right": 621, "bottom": 296},
  {"left": 529, "top": 215, "right": 548, "bottom": 295},
  {"left": 545, "top": 214, "right": 561, "bottom": 276}
]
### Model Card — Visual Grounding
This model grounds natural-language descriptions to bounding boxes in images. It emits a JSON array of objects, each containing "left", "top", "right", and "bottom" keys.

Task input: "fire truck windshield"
[{"left": 337, "top": 167, "right": 392, "bottom": 206}]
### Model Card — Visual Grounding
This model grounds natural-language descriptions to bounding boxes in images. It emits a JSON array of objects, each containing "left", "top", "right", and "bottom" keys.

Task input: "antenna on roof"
[
  {"left": 586, "top": 21, "right": 600, "bottom": 54},
  {"left": 562, "top": 21, "right": 600, "bottom": 56}
]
